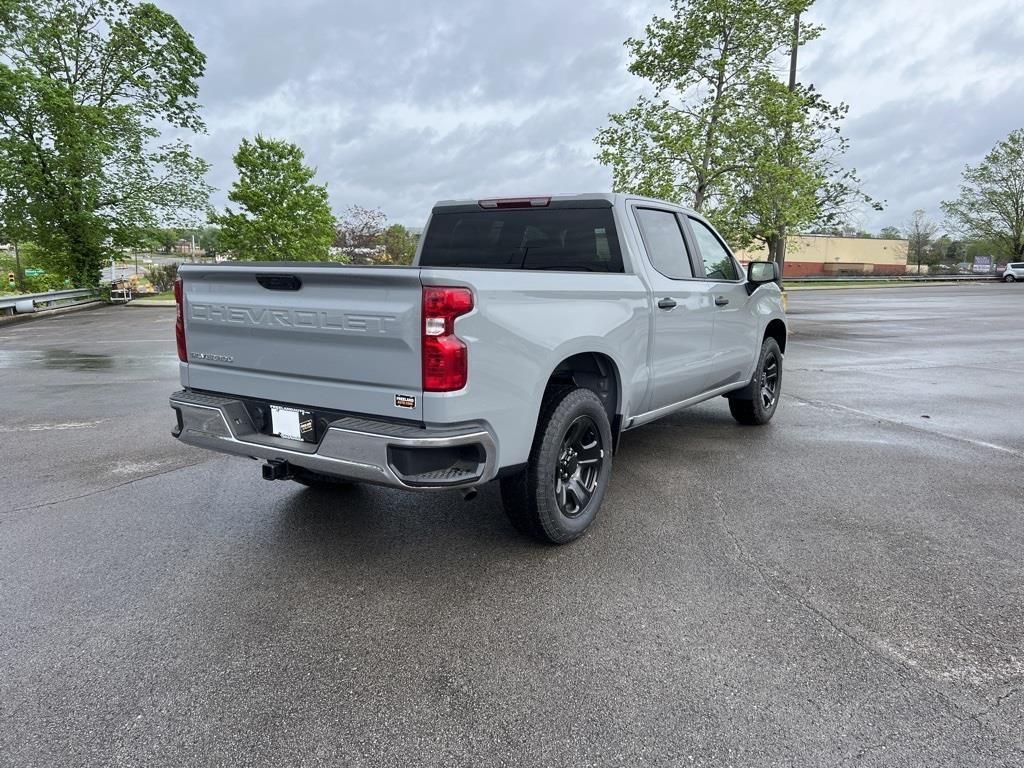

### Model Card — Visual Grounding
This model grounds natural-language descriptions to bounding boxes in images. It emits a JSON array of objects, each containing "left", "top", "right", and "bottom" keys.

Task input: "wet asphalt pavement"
[{"left": 1, "top": 284, "right": 1021, "bottom": 767}]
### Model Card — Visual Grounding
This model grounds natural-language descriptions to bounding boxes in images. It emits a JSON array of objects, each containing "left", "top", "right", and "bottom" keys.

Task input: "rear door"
[
  {"left": 631, "top": 206, "right": 717, "bottom": 410},
  {"left": 180, "top": 263, "right": 424, "bottom": 419},
  {"left": 685, "top": 216, "right": 759, "bottom": 389}
]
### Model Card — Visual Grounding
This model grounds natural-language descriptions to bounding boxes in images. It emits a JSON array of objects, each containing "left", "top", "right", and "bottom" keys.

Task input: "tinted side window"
[
  {"left": 689, "top": 218, "right": 739, "bottom": 281},
  {"left": 634, "top": 208, "right": 693, "bottom": 279},
  {"left": 420, "top": 209, "right": 623, "bottom": 272}
]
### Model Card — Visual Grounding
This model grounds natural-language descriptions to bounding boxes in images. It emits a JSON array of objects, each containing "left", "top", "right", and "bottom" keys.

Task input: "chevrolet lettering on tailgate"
[{"left": 189, "top": 303, "right": 399, "bottom": 335}]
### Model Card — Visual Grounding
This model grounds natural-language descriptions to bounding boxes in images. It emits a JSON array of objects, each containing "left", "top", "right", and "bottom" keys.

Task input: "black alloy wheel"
[
  {"left": 554, "top": 415, "right": 605, "bottom": 518},
  {"left": 728, "top": 337, "right": 783, "bottom": 426},
  {"left": 500, "top": 387, "right": 613, "bottom": 544},
  {"left": 759, "top": 353, "right": 780, "bottom": 411}
]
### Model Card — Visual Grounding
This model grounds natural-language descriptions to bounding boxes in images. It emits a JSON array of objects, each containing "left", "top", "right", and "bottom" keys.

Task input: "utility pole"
[
  {"left": 775, "top": 10, "right": 800, "bottom": 286},
  {"left": 789, "top": 12, "right": 800, "bottom": 91}
]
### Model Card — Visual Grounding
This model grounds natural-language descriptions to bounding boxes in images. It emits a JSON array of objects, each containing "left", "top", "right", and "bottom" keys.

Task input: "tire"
[
  {"left": 1005, "top": 274, "right": 1016, "bottom": 282},
  {"left": 500, "top": 388, "right": 613, "bottom": 544},
  {"left": 729, "top": 337, "right": 783, "bottom": 426},
  {"left": 290, "top": 467, "right": 353, "bottom": 488}
]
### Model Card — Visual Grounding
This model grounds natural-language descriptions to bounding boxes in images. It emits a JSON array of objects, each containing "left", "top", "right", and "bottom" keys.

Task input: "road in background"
[
  {"left": 1, "top": 285, "right": 1021, "bottom": 766},
  {"left": 100, "top": 263, "right": 142, "bottom": 283},
  {"left": 99, "top": 253, "right": 188, "bottom": 283}
]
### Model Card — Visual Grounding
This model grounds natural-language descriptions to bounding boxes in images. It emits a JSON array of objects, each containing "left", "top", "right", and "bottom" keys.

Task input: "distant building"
[
  {"left": 172, "top": 238, "right": 195, "bottom": 255},
  {"left": 736, "top": 234, "right": 909, "bottom": 277}
]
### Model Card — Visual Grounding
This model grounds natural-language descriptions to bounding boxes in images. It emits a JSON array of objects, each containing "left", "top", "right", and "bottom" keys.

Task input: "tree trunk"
[
  {"left": 13, "top": 241, "right": 24, "bottom": 291},
  {"left": 693, "top": 182, "right": 707, "bottom": 213},
  {"left": 774, "top": 228, "right": 788, "bottom": 280},
  {"left": 694, "top": 51, "right": 728, "bottom": 214},
  {"left": 767, "top": 232, "right": 786, "bottom": 275}
]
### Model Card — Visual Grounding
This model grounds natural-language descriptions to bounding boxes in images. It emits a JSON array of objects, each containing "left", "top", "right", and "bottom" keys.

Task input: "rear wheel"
[
  {"left": 729, "top": 337, "right": 782, "bottom": 426},
  {"left": 1005, "top": 274, "right": 1016, "bottom": 282},
  {"left": 500, "top": 388, "right": 612, "bottom": 544}
]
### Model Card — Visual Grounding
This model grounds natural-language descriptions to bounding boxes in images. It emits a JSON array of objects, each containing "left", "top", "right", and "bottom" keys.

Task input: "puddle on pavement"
[{"left": 0, "top": 348, "right": 176, "bottom": 371}]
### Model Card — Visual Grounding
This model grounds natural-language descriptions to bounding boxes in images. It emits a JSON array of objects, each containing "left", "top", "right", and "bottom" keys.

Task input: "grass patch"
[{"left": 136, "top": 290, "right": 175, "bottom": 301}]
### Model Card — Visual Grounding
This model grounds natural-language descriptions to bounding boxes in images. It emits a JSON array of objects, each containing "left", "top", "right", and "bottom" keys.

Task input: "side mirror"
[{"left": 747, "top": 261, "right": 779, "bottom": 285}]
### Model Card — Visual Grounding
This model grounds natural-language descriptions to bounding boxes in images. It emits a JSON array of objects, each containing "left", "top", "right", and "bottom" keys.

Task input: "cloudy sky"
[{"left": 162, "top": 0, "right": 1024, "bottom": 233}]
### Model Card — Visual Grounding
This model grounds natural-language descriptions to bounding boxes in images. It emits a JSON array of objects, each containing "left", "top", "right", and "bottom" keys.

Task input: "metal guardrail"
[
  {"left": 0, "top": 288, "right": 99, "bottom": 316},
  {"left": 785, "top": 274, "right": 1000, "bottom": 283}
]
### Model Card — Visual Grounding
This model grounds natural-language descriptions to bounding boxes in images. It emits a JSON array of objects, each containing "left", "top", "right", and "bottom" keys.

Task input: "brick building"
[{"left": 736, "top": 235, "right": 909, "bottom": 277}]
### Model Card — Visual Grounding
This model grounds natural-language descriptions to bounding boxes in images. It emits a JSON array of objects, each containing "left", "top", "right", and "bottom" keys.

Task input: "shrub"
[{"left": 148, "top": 262, "right": 180, "bottom": 292}]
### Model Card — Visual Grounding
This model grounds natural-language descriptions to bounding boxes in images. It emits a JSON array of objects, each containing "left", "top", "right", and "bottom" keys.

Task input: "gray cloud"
[{"left": 163, "top": 0, "right": 1024, "bottom": 234}]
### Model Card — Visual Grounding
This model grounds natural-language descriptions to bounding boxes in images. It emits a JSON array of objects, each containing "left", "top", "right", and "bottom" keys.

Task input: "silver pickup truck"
[{"left": 170, "top": 193, "right": 786, "bottom": 543}]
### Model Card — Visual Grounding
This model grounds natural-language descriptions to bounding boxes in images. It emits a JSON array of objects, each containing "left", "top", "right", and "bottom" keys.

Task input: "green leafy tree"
[
  {"left": 382, "top": 223, "right": 417, "bottom": 264},
  {"left": 744, "top": 81, "right": 881, "bottom": 263},
  {"left": 212, "top": 136, "right": 336, "bottom": 261},
  {"left": 147, "top": 260, "right": 178, "bottom": 291},
  {"left": 944, "top": 239, "right": 966, "bottom": 265},
  {"left": 596, "top": 0, "right": 807, "bottom": 216},
  {"left": 878, "top": 225, "right": 902, "bottom": 240},
  {"left": 154, "top": 227, "right": 180, "bottom": 253},
  {"left": 927, "top": 234, "right": 955, "bottom": 266},
  {"left": 0, "top": 0, "right": 211, "bottom": 286},
  {"left": 941, "top": 129, "right": 1024, "bottom": 260},
  {"left": 198, "top": 225, "right": 220, "bottom": 257},
  {"left": 595, "top": 0, "right": 878, "bottom": 263}
]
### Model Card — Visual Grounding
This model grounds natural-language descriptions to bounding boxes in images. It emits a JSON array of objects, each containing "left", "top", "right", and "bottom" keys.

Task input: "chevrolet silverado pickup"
[{"left": 170, "top": 193, "right": 786, "bottom": 543}]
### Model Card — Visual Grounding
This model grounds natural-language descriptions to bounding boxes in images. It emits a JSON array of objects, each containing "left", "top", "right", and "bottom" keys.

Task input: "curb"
[
  {"left": 785, "top": 281, "right": 986, "bottom": 291},
  {"left": 127, "top": 300, "right": 176, "bottom": 307}
]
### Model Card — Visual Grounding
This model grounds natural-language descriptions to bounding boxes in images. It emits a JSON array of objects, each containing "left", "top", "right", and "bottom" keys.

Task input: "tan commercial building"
[{"left": 736, "top": 235, "right": 909, "bottom": 277}]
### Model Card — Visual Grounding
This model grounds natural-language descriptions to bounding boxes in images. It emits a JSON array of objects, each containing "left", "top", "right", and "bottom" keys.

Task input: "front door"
[{"left": 686, "top": 216, "right": 759, "bottom": 389}]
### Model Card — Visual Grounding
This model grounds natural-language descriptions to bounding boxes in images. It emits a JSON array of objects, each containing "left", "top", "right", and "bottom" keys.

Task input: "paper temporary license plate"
[{"left": 270, "top": 405, "right": 315, "bottom": 442}]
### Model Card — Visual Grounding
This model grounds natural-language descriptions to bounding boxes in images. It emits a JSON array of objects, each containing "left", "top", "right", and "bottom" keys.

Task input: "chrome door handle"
[
  {"left": 657, "top": 297, "right": 677, "bottom": 310},
  {"left": 715, "top": 296, "right": 730, "bottom": 306}
]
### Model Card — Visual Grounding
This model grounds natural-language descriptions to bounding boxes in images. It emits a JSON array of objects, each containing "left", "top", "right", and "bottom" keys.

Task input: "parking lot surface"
[{"left": 1, "top": 285, "right": 1021, "bottom": 767}]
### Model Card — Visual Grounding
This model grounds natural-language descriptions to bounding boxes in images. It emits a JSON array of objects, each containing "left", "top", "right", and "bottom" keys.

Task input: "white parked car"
[{"left": 1002, "top": 263, "right": 1024, "bottom": 282}]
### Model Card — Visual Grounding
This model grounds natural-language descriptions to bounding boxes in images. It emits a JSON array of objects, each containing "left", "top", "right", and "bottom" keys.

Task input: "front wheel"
[
  {"left": 729, "top": 337, "right": 783, "bottom": 426},
  {"left": 500, "top": 388, "right": 612, "bottom": 544}
]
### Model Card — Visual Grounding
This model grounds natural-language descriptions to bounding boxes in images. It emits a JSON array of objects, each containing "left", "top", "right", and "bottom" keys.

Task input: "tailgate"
[{"left": 179, "top": 263, "right": 423, "bottom": 420}]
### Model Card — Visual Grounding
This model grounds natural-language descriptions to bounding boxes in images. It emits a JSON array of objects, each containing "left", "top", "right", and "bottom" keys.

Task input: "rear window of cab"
[{"left": 420, "top": 208, "right": 624, "bottom": 272}]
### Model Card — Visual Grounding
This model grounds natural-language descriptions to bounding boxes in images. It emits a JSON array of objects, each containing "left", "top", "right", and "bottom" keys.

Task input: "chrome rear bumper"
[{"left": 169, "top": 390, "right": 497, "bottom": 490}]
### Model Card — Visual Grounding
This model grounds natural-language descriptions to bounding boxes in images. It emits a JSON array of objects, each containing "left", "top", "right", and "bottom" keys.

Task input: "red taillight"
[
  {"left": 422, "top": 286, "right": 473, "bottom": 392},
  {"left": 174, "top": 277, "right": 187, "bottom": 362}
]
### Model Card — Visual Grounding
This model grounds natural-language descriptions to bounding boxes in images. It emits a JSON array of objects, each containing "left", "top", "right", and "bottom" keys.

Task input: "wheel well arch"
[
  {"left": 541, "top": 352, "right": 622, "bottom": 449},
  {"left": 764, "top": 318, "right": 787, "bottom": 354}
]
